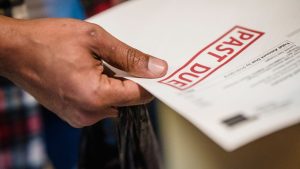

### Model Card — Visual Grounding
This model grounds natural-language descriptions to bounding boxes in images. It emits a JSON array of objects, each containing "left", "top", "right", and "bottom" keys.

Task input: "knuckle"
[
  {"left": 125, "top": 48, "right": 148, "bottom": 72},
  {"left": 86, "top": 23, "right": 103, "bottom": 38}
]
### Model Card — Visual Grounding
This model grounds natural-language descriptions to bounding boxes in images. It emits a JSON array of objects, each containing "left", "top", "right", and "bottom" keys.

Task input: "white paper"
[{"left": 87, "top": 0, "right": 300, "bottom": 151}]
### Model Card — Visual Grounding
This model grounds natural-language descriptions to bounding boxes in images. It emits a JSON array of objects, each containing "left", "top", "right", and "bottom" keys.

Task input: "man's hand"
[{"left": 0, "top": 16, "right": 167, "bottom": 127}]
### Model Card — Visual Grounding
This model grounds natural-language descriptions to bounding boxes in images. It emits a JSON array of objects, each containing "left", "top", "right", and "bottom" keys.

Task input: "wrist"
[{"left": 0, "top": 16, "right": 26, "bottom": 78}]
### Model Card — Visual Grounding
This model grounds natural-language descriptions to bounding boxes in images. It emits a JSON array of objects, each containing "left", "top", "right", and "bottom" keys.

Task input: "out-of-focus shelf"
[{"left": 157, "top": 101, "right": 300, "bottom": 169}]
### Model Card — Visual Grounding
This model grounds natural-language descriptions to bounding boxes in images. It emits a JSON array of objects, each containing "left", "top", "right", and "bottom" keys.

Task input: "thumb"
[{"left": 92, "top": 26, "right": 168, "bottom": 78}]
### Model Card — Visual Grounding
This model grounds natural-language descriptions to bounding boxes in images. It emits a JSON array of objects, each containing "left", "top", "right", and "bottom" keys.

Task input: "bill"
[{"left": 87, "top": 0, "right": 300, "bottom": 151}]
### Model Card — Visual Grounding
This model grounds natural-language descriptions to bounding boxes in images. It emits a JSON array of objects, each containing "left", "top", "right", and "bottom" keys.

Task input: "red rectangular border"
[{"left": 159, "top": 25, "right": 264, "bottom": 90}]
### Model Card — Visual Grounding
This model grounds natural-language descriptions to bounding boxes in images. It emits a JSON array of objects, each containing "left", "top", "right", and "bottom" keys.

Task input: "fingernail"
[{"left": 148, "top": 57, "right": 167, "bottom": 76}]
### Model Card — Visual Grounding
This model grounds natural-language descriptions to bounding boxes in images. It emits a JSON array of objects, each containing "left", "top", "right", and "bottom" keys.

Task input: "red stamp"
[{"left": 159, "top": 26, "right": 264, "bottom": 90}]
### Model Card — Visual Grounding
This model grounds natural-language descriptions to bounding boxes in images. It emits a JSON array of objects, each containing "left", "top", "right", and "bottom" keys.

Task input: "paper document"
[{"left": 87, "top": 0, "right": 300, "bottom": 151}]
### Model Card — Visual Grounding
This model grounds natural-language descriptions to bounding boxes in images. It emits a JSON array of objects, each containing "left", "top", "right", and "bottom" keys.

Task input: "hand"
[{"left": 0, "top": 16, "right": 167, "bottom": 127}]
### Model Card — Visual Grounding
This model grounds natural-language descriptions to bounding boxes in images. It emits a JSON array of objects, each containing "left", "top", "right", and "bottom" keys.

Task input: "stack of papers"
[{"left": 87, "top": 0, "right": 300, "bottom": 151}]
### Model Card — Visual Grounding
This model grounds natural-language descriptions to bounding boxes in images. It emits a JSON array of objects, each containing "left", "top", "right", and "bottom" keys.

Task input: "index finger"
[{"left": 100, "top": 75, "right": 154, "bottom": 107}]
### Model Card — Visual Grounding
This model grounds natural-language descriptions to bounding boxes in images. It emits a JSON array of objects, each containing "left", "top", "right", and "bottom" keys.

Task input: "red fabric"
[
  {"left": 0, "top": 87, "right": 44, "bottom": 168},
  {"left": 87, "top": 1, "right": 112, "bottom": 17}
]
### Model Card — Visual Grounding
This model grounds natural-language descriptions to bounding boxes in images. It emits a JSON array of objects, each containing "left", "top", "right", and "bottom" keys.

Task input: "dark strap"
[
  {"left": 0, "top": 0, "right": 24, "bottom": 16},
  {"left": 0, "top": 0, "right": 24, "bottom": 8},
  {"left": 0, "top": 77, "right": 13, "bottom": 87}
]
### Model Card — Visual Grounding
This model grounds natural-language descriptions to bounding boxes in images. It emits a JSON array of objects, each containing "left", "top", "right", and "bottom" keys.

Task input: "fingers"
[
  {"left": 70, "top": 76, "right": 152, "bottom": 128},
  {"left": 90, "top": 25, "right": 168, "bottom": 78},
  {"left": 108, "top": 79, "right": 154, "bottom": 107},
  {"left": 98, "top": 75, "right": 154, "bottom": 107},
  {"left": 70, "top": 107, "right": 119, "bottom": 128}
]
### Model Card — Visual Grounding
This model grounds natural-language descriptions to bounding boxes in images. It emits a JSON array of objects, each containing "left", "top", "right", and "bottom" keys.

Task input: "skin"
[{"left": 0, "top": 16, "right": 168, "bottom": 128}]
